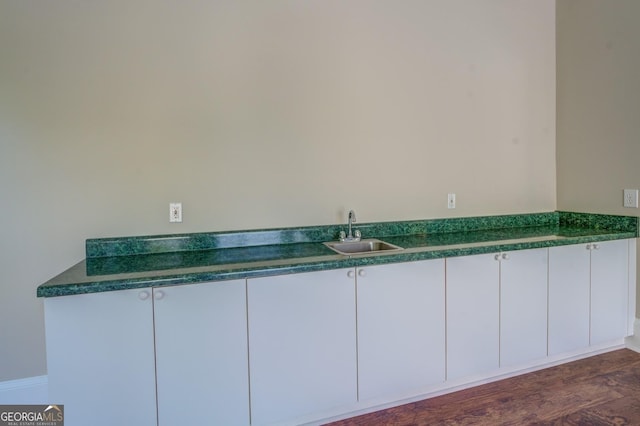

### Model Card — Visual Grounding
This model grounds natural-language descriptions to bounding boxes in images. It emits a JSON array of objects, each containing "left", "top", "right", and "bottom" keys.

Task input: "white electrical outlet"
[
  {"left": 448, "top": 193, "right": 456, "bottom": 209},
  {"left": 169, "top": 202, "right": 183, "bottom": 222},
  {"left": 623, "top": 189, "right": 639, "bottom": 208}
]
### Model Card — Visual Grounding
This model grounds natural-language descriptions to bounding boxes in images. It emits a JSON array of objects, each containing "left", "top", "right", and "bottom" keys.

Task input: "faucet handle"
[
  {"left": 354, "top": 229, "right": 361, "bottom": 240},
  {"left": 339, "top": 231, "right": 346, "bottom": 241}
]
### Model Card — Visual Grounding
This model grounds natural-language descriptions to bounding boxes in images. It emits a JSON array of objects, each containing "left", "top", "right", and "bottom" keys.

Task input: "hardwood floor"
[{"left": 327, "top": 349, "right": 640, "bottom": 425}]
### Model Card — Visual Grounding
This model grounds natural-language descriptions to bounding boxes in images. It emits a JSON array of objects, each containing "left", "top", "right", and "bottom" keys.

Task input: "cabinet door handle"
[
  {"left": 592, "top": 243, "right": 600, "bottom": 250},
  {"left": 154, "top": 290, "right": 166, "bottom": 300},
  {"left": 586, "top": 244, "right": 592, "bottom": 250},
  {"left": 347, "top": 270, "right": 355, "bottom": 278},
  {"left": 138, "top": 290, "right": 151, "bottom": 301},
  {"left": 494, "top": 253, "right": 509, "bottom": 261},
  {"left": 358, "top": 269, "right": 366, "bottom": 277}
]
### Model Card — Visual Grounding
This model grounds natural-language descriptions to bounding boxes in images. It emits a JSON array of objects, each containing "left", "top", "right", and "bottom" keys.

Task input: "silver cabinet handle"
[
  {"left": 138, "top": 290, "right": 151, "bottom": 301},
  {"left": 502, "top": 253, "right": 509, "bottom": 260},
  {"left": 358, "top": 269, "right": 366, "bottom": 277},
  {"left": 347, "top": 270, "right": 355, "bottom": 278},
  {"left": 154, "top": 290, "right": 166, "bottom": 300}
]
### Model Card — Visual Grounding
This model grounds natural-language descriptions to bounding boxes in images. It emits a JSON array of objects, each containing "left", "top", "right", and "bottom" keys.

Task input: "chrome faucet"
[{"left": 340, "top": 210, "right": 361, "bottom": 242}]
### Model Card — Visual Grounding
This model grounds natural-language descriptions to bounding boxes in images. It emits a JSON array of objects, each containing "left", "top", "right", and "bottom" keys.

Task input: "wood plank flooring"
[{"left": 327, "top": 349, "right": 640, "bottom": 425}]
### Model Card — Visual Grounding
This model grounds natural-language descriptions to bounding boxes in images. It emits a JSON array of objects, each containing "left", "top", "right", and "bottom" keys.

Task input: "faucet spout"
[
  {"left": 342, "top": 210, "right": 360, "bottom": 242},
  {"left": 348, "top": 210, "right": 356, "bottom": 238}
]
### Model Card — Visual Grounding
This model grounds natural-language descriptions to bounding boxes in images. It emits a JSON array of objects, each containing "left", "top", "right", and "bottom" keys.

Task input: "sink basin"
[{"left": 324, "top": 239, "right": 403, "bottom": 255}]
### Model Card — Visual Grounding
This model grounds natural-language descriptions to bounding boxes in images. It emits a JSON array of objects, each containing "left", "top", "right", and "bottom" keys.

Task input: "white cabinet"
[
  {"left": 500, "top": 248, "right": 548, "bottom": 367},
  {"left": 247, "top": 269, "right": 357, "bottom": 425},
  {"left": 44, "top": 288, "right": 158, "bottom": 426},
  {"left": 447, "top": 248, "right": 549, "bottom": 379},
  {"left": 44, "top": 237, "right": 635, "bottom": 426},
  {"left": 44, "top": 280, "right": 250, "bottom": 426},
  {"left": 357, "top": 260, "right": 445, "bottom": 402},
  {"left": 548, "top": 244, "right": 591, "bottom": 355},
  {"left": 549, "top": 240, "right": 631, "bottom": 356},
  {"left": 590, "top": 240, "right": 630, "bottom": 345},
  {"left": 153, "top": 281, "right": 249, "bottom": 426},
  {"left": 446, "top": 253, "right": 500, "bottom": 381}
]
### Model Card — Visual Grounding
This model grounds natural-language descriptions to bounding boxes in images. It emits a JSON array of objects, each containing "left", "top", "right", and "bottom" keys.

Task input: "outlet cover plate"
[
  {"left": 448, "top": 193, "right": 456, "bottom": 209},
  {"left": 170, "top": 202, "right": 183, "bottom": 222},
  {"left": 623, "top": 189, "right": 638, "bottom": 208}
]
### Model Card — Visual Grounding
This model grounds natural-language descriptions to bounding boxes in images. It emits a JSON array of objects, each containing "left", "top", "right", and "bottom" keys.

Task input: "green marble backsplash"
[
  {"left": 559, "top": 211, "right": 640, "bottom": 231},
  {"left": 85, "top": 211, "right": 638, "bottom": 259}
]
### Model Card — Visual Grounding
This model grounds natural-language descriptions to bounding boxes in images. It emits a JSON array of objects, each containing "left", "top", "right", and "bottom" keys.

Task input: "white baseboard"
[
  {"left": 625, "top": 318, "right": 640, "bottom": 353},
  {"left": 0, "top": 375, "right": 48, "bottom": 404}
]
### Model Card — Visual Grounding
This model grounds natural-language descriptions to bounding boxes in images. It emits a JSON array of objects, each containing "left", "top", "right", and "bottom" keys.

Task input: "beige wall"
[
  {"left": 557, "top": 0, "right": 640, "bottom": 213},
  {"left": 0, "top": 1, "right": 555, "bottom": 381},
  {"left": 556, "top": 0, "right": 640, "bottom": 311}
]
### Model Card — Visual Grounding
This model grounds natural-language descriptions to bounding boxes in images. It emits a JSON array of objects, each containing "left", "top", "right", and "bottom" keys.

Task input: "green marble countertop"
[{"left": 37, "top": 211, "right": 639, "bottom": 298}]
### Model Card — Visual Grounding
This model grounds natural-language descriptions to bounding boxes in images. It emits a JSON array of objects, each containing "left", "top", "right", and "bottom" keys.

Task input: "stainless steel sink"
[{"left": 324, "top": 239, "right": 403, "bottom": 255}]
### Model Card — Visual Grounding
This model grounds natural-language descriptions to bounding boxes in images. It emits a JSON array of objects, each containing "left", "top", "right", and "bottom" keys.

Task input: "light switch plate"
[{"left": 623, "top": 189, "right": 638, "bottom": 208}]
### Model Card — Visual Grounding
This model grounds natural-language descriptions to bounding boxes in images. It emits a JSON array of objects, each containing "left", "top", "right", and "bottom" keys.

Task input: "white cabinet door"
[
  {"left": 357, "top": 260, "right": 445, "bottom": 402},
  {"left": 446, "top": 254, "right": 500, "bottom": 381},
  {"left": 247, "top": 269, "right": 357, "bottom": 425},
  {"left": 500, "top": 248, "right": 548, "bottom": 367},
  {"left": 548, "top": 244, "right": 591, "bottom": 355},
  {"left": 153, "top": 280, "right": 250, "bottom": 426},
  {"left": 590, "top": 240, "right": 629, "bottom": 345},
  {"left": 549, "top": 240, "right": 631, "bottom": 354},
  {"left": 44, "top": 289, "right": 157, "bottom": 426}
]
